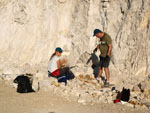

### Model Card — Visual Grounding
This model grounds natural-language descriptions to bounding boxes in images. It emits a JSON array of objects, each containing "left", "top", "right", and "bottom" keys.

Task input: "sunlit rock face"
[{"left": 0, "top": 0, "right": 150, "bottom": 86}]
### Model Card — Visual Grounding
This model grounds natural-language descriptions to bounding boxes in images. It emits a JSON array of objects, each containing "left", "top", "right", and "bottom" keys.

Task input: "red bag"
[
  {"left": 114, "top": 99, "right": 120, "bottom": 103},
  {"left": 51, "top": 69, "right": 60, "bottom": 77}
]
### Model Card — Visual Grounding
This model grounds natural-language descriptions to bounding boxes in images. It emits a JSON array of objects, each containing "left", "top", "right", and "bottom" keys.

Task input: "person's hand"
[
  {"left": 93, "top": 45, "right": 100, "bottom": 53},
  {"left": 105, "top": 55, "right": 110, "bottom": 60},
  {"left": 97, "top": 44, "right": 100, "bottom": 49},
  {"left": 107, "top": 53, "right": 111, "bottom": 57},
  {"left": 93, "top": 48, "right": 97, "bottom": 53},
  {"left": 62, "top": 59, "right": 67, "bottom": 64},
  {"left": 106, "top": 55, "right": 110, "bottom": 58}
]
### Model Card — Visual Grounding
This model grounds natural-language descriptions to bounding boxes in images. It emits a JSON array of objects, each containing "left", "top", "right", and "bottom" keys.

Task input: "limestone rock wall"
[{"left": 0, "top": 0, "right": 150, "bottom": 85}]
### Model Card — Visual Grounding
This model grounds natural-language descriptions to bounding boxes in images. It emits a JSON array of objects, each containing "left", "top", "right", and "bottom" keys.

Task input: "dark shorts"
[{"left": 99, "top": 56, "right": 110, "bottom": 68}]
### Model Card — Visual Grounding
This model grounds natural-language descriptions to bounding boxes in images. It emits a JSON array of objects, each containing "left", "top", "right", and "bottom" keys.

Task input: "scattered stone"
[
  {"left": 2, "top": 74, "right": 12, "bottom": 81},
  {"left": 58, "top": 0, "right": 67, "bottom": 3},
  {"left": 108, "top": 91, "right": 113, "bottom": 96},
  {"left": 2, "top": 68, "right": 13, "bottom": 75},
  {"left": 51, "top": 81, "right": 60, "bottom": 87},
  {"left": 1, "top": 71, "right": 150, "bottom": 110},
  {"left": 132, "top": 85, "right": 141, "bottom": 92},
  {"left": 143, "top": 102, "right": 150, "bottom": 109},
  {"left": 78, "top": 99, "right": 86, "bottom": 105},
  {"left": 32, "top": 78, "right": 39, "bottom": 91},
  {"left": 135, "top": 104, "right": 147, "bottom": 109},
  {"left": 12, "top": 83, "right": 17, "bottom": 89},
  {"left": 106, "top": 96, "right": 113, "bottom": 104},
  {"left": 125, "top": 102, "right": 135, "bottom": 108}
]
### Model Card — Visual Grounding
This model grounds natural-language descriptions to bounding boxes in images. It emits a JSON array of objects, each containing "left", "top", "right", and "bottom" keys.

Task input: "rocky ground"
[
  {"left": 0, "top": 73, "right": 150, "bottom": 113},
  {"left": 0, "top": 79, "right": 150, "bottom": 113}
]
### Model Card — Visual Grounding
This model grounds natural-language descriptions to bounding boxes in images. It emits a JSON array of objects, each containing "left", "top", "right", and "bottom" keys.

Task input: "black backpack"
[
  {"left": 120, "top": 87, "right": 130, "bottom": 102},
  {"left": 14, "top": 75, "right": 35, "bottom": 93}
]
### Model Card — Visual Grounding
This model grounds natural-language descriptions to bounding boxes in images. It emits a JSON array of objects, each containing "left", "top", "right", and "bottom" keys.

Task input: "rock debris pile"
[{"left": 0, "top": 72, "right": 150, "bottom": 110}]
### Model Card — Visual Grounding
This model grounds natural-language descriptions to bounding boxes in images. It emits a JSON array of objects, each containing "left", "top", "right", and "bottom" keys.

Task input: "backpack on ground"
[
  {"left": 14, "top": 74, "right": 35, "bottom": 93},
  {"left": 120, "top": 87, "right": 130, "bottom": 102}
]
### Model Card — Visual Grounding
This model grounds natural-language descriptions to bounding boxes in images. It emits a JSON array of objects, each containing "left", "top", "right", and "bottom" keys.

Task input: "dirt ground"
[{"left": 0, "top": 80, "right": 149, "bottom": 113}]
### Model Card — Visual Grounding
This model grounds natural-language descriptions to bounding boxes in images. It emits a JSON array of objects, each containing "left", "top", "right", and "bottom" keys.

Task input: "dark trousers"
[
  {"left": 48, "top": 67, "right": 69, "bottom": 78},
  {"left": 59, "top": 67, "right": 69, "bottom": 78}
]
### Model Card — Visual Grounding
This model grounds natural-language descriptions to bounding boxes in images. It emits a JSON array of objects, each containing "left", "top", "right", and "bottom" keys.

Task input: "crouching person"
[{"left": 48, "top": 47, "right": 73, "bottom": 84}]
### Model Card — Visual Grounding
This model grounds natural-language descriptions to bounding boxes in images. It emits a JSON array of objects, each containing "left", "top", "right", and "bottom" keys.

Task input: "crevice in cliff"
[
  {"left": 115, "top": 1, "right": 132, "bottom": 43},
  {"left": 120, "top": 6, "right": 125, "bottom": 15},
  {"left": 100, "top": 0, "right": 110, "bottom": 31},
  {"left": 147, "top": 18, "right": 150, "bottom": 32},
  {"left": 127, "top": 0, "right": 131, "bottom": 9},
  {"left": 141, "top": 0, "right": 144, "bottom": 11},
  {"left": 13, "top": 0, "right": 27, "bottom": 25}
]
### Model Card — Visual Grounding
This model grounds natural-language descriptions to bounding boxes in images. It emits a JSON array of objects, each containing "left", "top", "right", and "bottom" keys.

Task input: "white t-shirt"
[{"left": 48, "top": 56, "right": 60, "bottom": 73}]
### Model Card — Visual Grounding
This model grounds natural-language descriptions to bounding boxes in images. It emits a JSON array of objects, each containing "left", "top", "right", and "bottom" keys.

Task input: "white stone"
[
  {"left": 125, "top": 103, "right": 134, "bottom": 108},
  {"left": 78, "top": 99, "right": 86, "bottom": 105},
  {"left": 2, "top": 74, "right": 12, "bottom": 81},
  {"left": 106, "top": 96, "right": 113, "bottom": 104},
  {"left": 2, "top": 68, "right": 13, "bottom": 75},
  {"left": 74, "top": 92, "right": 80, "bottom": 97},
  {"left": 32, "top": 78, "right": 39, "bottom": 91},
  {"left": 108, "top": 91, "right": 113, "bottom": 96},
  {"left": 58, "top": 0, "right": 67, "bottom": 3},
  {"left": 13, "top": 83, "right": 17, "bottom": 89}
]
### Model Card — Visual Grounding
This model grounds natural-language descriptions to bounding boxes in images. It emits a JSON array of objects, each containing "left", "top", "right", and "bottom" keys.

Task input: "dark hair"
[
  {"left": 50, "top": 47, "right": 63, "bottom": 60},
  {"left": 49, "top": 52, "right": 56, "bottom": 60}
]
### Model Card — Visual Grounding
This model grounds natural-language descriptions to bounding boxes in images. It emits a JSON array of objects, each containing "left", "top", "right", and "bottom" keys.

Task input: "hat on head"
[
  {"left": 93, "top": 29, "right": 102, "bottom": 36},
  {"left": 55, "top": 47, "right": 63, "bottom": 53}
]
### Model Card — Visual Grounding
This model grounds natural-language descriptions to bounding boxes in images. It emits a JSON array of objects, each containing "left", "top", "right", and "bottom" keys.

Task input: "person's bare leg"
[
  {"left": 97, "top": 67, "right": 103, "bottom": 78},
  {"left": 104, "top": 67, "right": 110, "bottom": 82}
]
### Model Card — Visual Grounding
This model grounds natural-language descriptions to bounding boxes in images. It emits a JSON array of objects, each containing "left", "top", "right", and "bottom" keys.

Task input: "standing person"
[
  {"left": 93, "top": 29, "right": 112, "bottom": 86},
  {"left": 48, "top": 47, "right": 68, "bottom": 78}
]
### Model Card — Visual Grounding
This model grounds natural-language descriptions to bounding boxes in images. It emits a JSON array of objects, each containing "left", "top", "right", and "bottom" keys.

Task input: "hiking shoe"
[
  {"left": 104, "top": 82, "right": 110, "bottom": 87},
  {"left": 96, "top": 77, "right": 101, "bottom": 83}
]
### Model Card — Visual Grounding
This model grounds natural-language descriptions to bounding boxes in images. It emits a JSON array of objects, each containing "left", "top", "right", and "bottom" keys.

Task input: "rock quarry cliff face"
[{"left": 0, "top": 0, "right": 150, "bottom": 86}]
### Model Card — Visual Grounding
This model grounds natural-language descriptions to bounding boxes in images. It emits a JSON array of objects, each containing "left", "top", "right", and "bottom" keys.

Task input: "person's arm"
[
  {"left": 106, "top": 34, "right": 112, "bottom": 56},
  {"left": 57, "top": 59, "right": 67, "bottom": 69},
  {"left": 96, "top": 44, "right": 100, "bottom": 49},
  {"left": 107, "top": 44, "right": 112, "bottom": 56},
  {"left": 93, "top": 44, "right": 100, "bottom": 53}
]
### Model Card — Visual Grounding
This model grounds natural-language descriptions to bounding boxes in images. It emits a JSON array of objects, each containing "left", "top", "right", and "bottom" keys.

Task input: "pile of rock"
[
  {"left": 131, "top": 75, "right": 150, "bottom": 109},
  {"left": 0, "top": 72, "right": 150, "bottom": 110},
  {"left": 36, "top": 74, "right": 150, "bottom": 110},
  {"left": 42, "top": 75, "right": 117, "bottom": 105}
]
